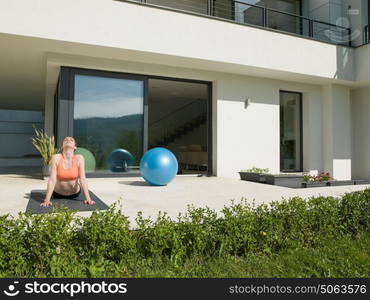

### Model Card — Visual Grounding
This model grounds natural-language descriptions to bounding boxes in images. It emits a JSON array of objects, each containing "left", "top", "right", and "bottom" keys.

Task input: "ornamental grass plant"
[{"left": 31, "top": 125, "right": 59, "bottom": 166}]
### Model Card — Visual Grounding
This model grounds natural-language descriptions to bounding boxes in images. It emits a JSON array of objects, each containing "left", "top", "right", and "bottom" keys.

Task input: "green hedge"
[{"left": 0, "top": 189, "right": 369, "bottom": 277}]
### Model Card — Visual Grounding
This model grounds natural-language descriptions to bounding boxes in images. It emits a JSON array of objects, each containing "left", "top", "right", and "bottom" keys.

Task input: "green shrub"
[
  {"left": 0, "top": 189, "right": 369, "bottom": 277},
  {"left": 0, "top": 214, "right": 29, "bottom": 276},
  {"left": 339, "top": 189, "right": 370, "bottom": 235},
  {"left": 219, "top": 200, "right": 258, "bottom": 256},
  {"left": 0, "top": 205, "right": 78, "bottom": 277},
  {"left": 74, "top": 201, "right": 135, "bottom": 262}
]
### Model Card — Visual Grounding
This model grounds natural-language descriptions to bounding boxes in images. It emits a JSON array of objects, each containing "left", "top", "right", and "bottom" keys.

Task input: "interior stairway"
[{"left": 150, "top": 113, "right": 206, "bottom": 147}]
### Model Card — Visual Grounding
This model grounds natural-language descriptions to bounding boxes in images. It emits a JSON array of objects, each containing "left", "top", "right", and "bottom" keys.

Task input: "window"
[
  {"left": 73, "top": 74, "right": 145, "bottom": 172},
  {"left": 280, "top": 91, "right": 302, "bottom": 172}
]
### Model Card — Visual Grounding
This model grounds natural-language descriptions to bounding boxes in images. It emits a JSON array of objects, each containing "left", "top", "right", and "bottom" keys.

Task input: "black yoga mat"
[{"left": 26, "top": 190, "right": 109, "bottom": 214}]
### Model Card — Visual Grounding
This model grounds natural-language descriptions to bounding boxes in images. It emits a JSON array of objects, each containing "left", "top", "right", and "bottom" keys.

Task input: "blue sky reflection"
[{"left": 74, "top": 75, "right": 144, "bottom": 119}]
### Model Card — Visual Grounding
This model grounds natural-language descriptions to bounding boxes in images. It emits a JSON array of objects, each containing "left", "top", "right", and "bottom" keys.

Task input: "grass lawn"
[
  {"left": 5, "top": 233, "right": 367, "bottom": 278},
  {"left": 100, "top": 233, "right": 370, "bottom": 278}
]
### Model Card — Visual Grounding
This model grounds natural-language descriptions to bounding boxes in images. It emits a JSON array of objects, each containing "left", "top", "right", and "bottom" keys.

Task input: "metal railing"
[
  {"left": 149, "top": 100, "right": 200, "bottom": 127},
  {"left": 128, "top": 0, "right": 352, "bottom": 46},
  {"left": 149, "top": 100, "right": 206, "bottom": 146}
]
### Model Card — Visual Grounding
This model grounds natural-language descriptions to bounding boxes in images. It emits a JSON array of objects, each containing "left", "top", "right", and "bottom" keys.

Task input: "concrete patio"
[{"left": 0, "top": 173, "right": 369, "bottom": 226}]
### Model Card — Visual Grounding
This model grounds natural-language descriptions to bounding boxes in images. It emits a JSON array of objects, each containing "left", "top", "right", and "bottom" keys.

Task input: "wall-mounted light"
[{"left": 244, "top": 98, "right": 251, "bottom": 109}]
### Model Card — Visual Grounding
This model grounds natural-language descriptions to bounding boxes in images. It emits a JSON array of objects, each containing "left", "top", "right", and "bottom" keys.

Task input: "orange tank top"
[{"left": 57, "top": 154, "right": 79, "bottom": 181}]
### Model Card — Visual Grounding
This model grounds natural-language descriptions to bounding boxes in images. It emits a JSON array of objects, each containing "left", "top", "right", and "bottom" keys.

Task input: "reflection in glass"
[
  {"left": 280, "top": 91, "right": 302, "bottom": 172},
  {"left": 146, "top": 0, "right": 208, "bottom": 14},
  {"left": 73, "top": 75, "right": 144, "bottom": 172},
  {"left": 238, "top": 0, "right": 301, "bottom": 33}
]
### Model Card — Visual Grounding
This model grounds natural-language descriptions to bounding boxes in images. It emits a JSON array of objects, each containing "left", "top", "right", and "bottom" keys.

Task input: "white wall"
[
  {"left": 302, "top": 88, "right": 323, "bottom": 174},
  {"left": 215, "top": 75, "right": 280, "bottom": 176},
  {"left": 0, "top": 0, "right": 355, "bottom": 82},
  {"left": 351, "top": 86, "right": 370, "bottom": 179},
  {"left": 215, "top": 75, "right": 327, "bottom": 178},
  {"left": 322, "top": 84, "right": 352, "bottom": 180}
]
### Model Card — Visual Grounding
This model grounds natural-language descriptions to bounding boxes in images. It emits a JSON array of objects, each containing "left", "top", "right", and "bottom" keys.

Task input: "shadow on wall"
[{"left": 218, "top": 78, "right": 278, "bottom": 106}]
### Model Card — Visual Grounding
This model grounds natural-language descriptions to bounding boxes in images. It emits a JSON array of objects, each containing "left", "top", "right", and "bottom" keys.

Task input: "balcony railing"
[{"left": 126, "top": 0, "right": 351, "bottom": 46}]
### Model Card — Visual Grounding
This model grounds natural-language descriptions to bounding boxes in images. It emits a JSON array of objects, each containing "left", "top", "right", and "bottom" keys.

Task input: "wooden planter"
[{"left": 264, "top": 174, "right": 304, "bottom": 188}]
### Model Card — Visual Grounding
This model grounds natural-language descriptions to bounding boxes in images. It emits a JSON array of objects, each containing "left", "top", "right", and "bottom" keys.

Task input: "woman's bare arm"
[
  {"left": 40, "top": 155, "right": 58, "bottom": 207},
  {"left": 77, "top": 155, "right": 95, "bottom": 205}
]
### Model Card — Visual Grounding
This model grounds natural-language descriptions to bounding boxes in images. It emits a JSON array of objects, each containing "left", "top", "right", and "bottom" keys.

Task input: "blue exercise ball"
[
  {"left": 140, "top": 147, "right": 178, "bottom": 186},
  {"left": 108, "top": 149, "right": 134, "bottom": 172}
]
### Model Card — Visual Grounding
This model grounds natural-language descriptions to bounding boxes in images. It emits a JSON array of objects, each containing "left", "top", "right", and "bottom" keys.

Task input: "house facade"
[{"left": 0, "top": 0, "right": 369, "bottom": 180}]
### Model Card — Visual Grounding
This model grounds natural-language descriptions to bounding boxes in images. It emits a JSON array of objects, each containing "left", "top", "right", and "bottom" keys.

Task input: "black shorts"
[{"left": 52, "top": 185, "right": 81, "bottom": 199}]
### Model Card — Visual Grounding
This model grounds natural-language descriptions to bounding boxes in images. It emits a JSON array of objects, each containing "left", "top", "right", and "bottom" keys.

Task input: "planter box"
[
  {"left": 265, "top": 174, "right": 304, "bottom": 188},
  {"left": 259, "top": 174, "right": 267, "bottom": 183},
  {"left": 327, "top": 180, "right": 354, "bottom": 186},
  {"left": 239, "top": 172, "right": 265, "bottom": 183},
  {"left": 353, "top": 179, "right": 370, "bottom": 185},
  {"left": 302, "top": 181, "right": 329, "bottom": 188}
]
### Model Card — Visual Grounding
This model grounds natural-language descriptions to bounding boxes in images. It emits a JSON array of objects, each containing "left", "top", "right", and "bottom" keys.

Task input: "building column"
[
  {"left": 302, "top": 90, "right": 323, "bottom": 175},
  {"left": 322, "top": 84, "right": 352, "bottom": 180}
]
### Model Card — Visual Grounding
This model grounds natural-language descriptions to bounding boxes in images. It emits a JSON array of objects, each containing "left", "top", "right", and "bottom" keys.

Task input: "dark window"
[{"left": 280, "top": 91, "right": 302, "bottom": 172}]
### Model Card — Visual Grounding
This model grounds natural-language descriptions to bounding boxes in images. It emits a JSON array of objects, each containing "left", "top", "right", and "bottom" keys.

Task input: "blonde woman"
[{"left": 40, "top": 136, "right": 96, "bottom": 207}]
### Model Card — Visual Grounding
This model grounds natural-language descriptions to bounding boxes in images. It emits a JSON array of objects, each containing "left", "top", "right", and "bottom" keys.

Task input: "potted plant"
[
  {"left": 31, "top": 126, "right": 59, "bottom": 178},
  {"left": 302, "top": 172, "right": 332, "bottom": 188},
  {"left": 239, "top": 167, "right": 269, "bottom": 183}
]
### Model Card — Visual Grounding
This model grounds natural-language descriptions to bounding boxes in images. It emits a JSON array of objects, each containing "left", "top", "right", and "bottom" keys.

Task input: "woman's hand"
[
  {"left": 77, "top": 155, "right": 95, "bottom": 206},
  {"left": 84, "top": 198, "right": 95, "bottom": 205},
  {"left": 40, "top": 200, "right": 52, "bottom": 207}
]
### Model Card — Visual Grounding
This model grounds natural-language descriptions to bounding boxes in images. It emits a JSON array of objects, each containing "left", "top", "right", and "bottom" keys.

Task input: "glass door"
[
  {"left": 280, "top": 90, "right": 302, "bottom": 172},
  {"left": 56, "top": 67, "right": 212, "bottom": 177},
  {"left": 73, "top": 74, "right": 145, "bottom": 174}
]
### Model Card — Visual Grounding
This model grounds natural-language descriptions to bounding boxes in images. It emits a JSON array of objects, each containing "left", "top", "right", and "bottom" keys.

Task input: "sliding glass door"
[
  {"left": 280, "top": 91, "right": 302, "bottom": 172},
  {"left": 55, "top": 67, "right": 213, "bottom": 177}
]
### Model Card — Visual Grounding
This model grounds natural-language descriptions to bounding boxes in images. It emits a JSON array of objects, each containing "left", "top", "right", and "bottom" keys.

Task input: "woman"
[{"left": 40, "top": 136, "right": 96, "bottom": 207}]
